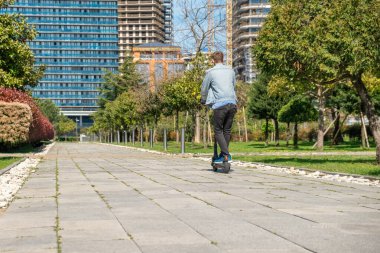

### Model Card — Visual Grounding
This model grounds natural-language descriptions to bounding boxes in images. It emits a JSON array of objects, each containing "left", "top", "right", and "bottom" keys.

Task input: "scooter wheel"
[
  {"left": 212, "top": 164, "right": 218, "bottom": 172},
  {"left": 222, "top": 162, "right": 230, "bottom": 174}
]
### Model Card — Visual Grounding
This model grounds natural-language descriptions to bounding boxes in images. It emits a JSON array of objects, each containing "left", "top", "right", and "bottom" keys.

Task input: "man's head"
[{"left": 212, "top": 51, "right": 224, "bottom": 64}]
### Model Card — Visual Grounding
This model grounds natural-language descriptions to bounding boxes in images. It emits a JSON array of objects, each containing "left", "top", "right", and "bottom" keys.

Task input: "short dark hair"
[{"left": 212, "top": 51, "right": 224, "bottom": 63}]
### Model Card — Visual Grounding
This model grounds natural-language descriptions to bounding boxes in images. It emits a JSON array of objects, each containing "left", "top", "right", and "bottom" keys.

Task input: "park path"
[
  {"left": 0, "top": 143, "right": 379, "bottom": 253},
  {"left": 0, "top": 150, "right": 376, "bottom": 159}
]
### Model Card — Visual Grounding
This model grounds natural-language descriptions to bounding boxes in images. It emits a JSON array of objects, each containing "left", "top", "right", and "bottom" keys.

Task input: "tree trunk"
[
  {"left": 274, "top": 119, "right": 280, "bottom": 146},
  {"left": 242, "top": 106, "right": 248, "bottom": 142},
  {"left": 265, "top": 118, "right": 269, "bottom": 146},
  {"left": 331, "top": 114, "right": 348, "bottom": 147},
  {"left": 203, "top": 113, "right": 207, "bottom": 148},
  {"left": 360, "top": 111, "right": 370, "bottom": 149},
  {"left": 316, "top": 85, "right": 325, "bottom": 151},
  {"left": 153, "top": 115, "right": 158, "bottom": 142},
  {"left": 175, "top": 111, "right": 179, "bottom": 143},
  {"left": 332, "top": 109, "right": 343, "bottom": 145},
  {"left": 286, "top": 122, "right": 291, "bottom": 147},
  {"left": 145, "top": 123, "right": 149, "bottom": 143},
  {"left": 353, "top": 77, "right": 380, "bottom": 164},
  {"left": 237, "top": 121, "right": 242, "bottom": 142},
  {"left": 294, "top": 122, "right": 298, "bottom": 148},
  {"left": 194, "top": 111, "right": 201, "bottom": 143},
  {"left": 208, "top": 112, "right": 213, "bottom": 144},
  {"left": 361, "top": 118, "right": 367, "bottom": 148},
  {"left": 183, "top": 111, "right": 189, "bottom": 141}
]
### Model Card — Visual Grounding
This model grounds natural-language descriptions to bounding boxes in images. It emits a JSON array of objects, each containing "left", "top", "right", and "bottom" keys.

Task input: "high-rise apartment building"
[
  {"left": 2, "top": 0, "right": 119, "bottom": 126},
  {"left": 232, "top": 0, "right": 271, "bottom": 83},
  {"left": 163, "top": 0, "right": 173, "bottom": 44},
  {"left": 118, "top": 0, "right": 172, "bottom": 62}
]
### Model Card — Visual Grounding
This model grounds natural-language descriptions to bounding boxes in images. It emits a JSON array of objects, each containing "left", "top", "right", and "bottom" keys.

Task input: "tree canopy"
[
  {"left": 253, "top": 0, "right": 380, "bottom": 157},
  {"left": 98, "top": 56, "right": 142, "bottom": 108},
  {"left": 248, "top": 73, "right": 287, "bottom": 121},
  {"left": 0, "top": 0, "right": 45, "bottom": 89},
  {"left": 35, "top": 98, "right": 60, "bottom": 124},
  {"left": 55, "top": 115, "right": 76, "bottom": 137},
  {"left": 278, "top": 97, "right": 318, "bottom": 124}
]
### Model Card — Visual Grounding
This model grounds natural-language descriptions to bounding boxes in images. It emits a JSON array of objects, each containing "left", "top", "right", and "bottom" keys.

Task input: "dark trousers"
[{"left": 213, "top": 104, "right": 237, "bottom": 155}]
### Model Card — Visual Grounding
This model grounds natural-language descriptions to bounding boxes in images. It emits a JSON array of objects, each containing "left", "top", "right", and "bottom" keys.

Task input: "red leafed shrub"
[
  {"left": 0, "top": 88, "right": 54, "bottom": 144},
  {"left": 0, "top": 102, "right": 32, "bottom": 149}
]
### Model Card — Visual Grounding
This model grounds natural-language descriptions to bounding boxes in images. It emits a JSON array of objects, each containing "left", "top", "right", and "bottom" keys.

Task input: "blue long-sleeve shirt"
[{"left": 201, "top": 63, "right": 237, "bottom": 109}]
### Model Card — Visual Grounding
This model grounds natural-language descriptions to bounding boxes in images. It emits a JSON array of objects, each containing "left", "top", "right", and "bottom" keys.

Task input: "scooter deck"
[{"left": 211, "top": 160, "right": 231, "bottom": 173}]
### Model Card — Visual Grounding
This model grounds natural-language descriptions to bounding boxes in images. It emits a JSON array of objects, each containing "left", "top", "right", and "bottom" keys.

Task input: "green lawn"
[
  {"left": 109, "top": 141, "right": 379, "bottom": 176},
  {"left": 112, "top": 140, "right": 375, "bottom": 154},
  {"left": 0, "top": 157, "right": 21, "bottom": 171},
  {"left": 235, "top": 155, "right": 380, "bottom": 177}
]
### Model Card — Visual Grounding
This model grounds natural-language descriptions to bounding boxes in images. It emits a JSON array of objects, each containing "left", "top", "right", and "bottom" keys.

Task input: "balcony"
[
  {"left": 54, "top": 102, "right": 98, "bottom": 107},
  {"left": 35, "top": 86, "right": 98, "bottom": 91},
  {"left": 7, "top": 10, "right": 117, "bottom": 17},
  {"left": 43, "top": 69, "right": 108, "bottom": 74},
  {"left": 11, "top": 3, "right": 117, "bottom": 9},
  {"left": 35, "top": 37, "right": 118, "bottom": 42},
  {"left": 30, "top": 45, "right": 118, "bottom": 50},
  {"left": 37, "top": 28, "right": 118, "bottom": 33},
  {"left": 39, "top": 78, "right": 103, "bottom": 83},
  {"left": 25, "top": 19, "right": 117, "bottom": 25},
  {"left": 35, "top": 62, "right": 118, "bottom": 66},
  {"left": 33, "top": 94, "right": 99, "bottom": 99},
  {"left": 35, "top": 54, "right": 118, "bottom": 59}
]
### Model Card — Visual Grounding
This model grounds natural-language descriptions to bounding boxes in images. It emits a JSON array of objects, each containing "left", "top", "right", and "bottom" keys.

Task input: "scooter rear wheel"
[{"left": 222, "top": 162, "right": 231, "bottom": 174}]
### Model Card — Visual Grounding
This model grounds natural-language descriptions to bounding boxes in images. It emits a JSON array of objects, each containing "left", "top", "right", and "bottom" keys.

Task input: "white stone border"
[
  {"left": 0, "top": 142, "right": 55, "bottom": 208},
  {"left": 98, "top": 142, "right": 380, "bottom": 187}
]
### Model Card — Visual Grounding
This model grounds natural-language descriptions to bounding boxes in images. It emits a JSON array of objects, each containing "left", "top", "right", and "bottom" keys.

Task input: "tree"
[
  {"left": 160, "top": 53, "right": 211, "bottom": 142},
  {"left": 35, "top": 98, "right": 60, "bottom": 124},
  {"left": 254, "top": 0, "right": 380, "bottom": 162},
  {"left": 0, "top": 0, "right": 45, "bottom": 90},
  {"left": 253, "top": 0, "right": 344, "bottom": 151},
  {"left": 327, "top": 83, "right": 361, "bottom": 145},
  {"left": 278, "top": 97, "right": 318, "bottom": 148},
  {"left": 111, "top": 92, "right": 140, "bottom": 131},
  {"left": 136, "top": 89, "right": 162, "bottom": 135},
  {"left": 248, "top": 73, "right": 288, "bottom": 146},
  {"left": 98, "top": 56, "right": 142, "bottom": 108},
  {"left": 175, "top": 0, "right": 226, "bottom": 53},
  {"left": 56, "top": 115, "right": 76, "bottom": 140},
  {"left": 91, "top": 108, "right": 112, "bottom": 136},
  {"left": 236, "top": 81, "right": 250, "bottom": 142}
]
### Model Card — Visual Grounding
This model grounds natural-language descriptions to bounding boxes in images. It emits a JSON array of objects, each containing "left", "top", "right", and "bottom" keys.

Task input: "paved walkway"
[{"left": 0, "top": 143, "right": 379, "bottom": 253}]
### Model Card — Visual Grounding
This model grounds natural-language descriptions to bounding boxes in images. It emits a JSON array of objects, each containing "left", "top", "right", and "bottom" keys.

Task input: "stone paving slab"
[{"left": 0, "top": 143, "right": 379, "bottom": 253}]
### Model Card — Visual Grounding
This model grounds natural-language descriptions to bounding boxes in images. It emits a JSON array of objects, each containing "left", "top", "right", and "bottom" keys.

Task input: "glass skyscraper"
[{"left": 2, "top": 0, "right": 119, "bottom": 126}]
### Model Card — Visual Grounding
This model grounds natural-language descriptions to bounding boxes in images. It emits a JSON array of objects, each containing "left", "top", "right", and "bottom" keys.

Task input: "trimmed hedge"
[
  {"left": 0, "top": 102, "right": 32, "bottom": 148},
  {"left": 0, "top": 88, "right": 54, "bottom": 145}
]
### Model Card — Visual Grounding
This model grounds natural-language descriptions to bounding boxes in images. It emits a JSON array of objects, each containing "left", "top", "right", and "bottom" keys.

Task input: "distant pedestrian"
[{"left": 201, "top": 52, "right": 237, "bottom": 163}]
